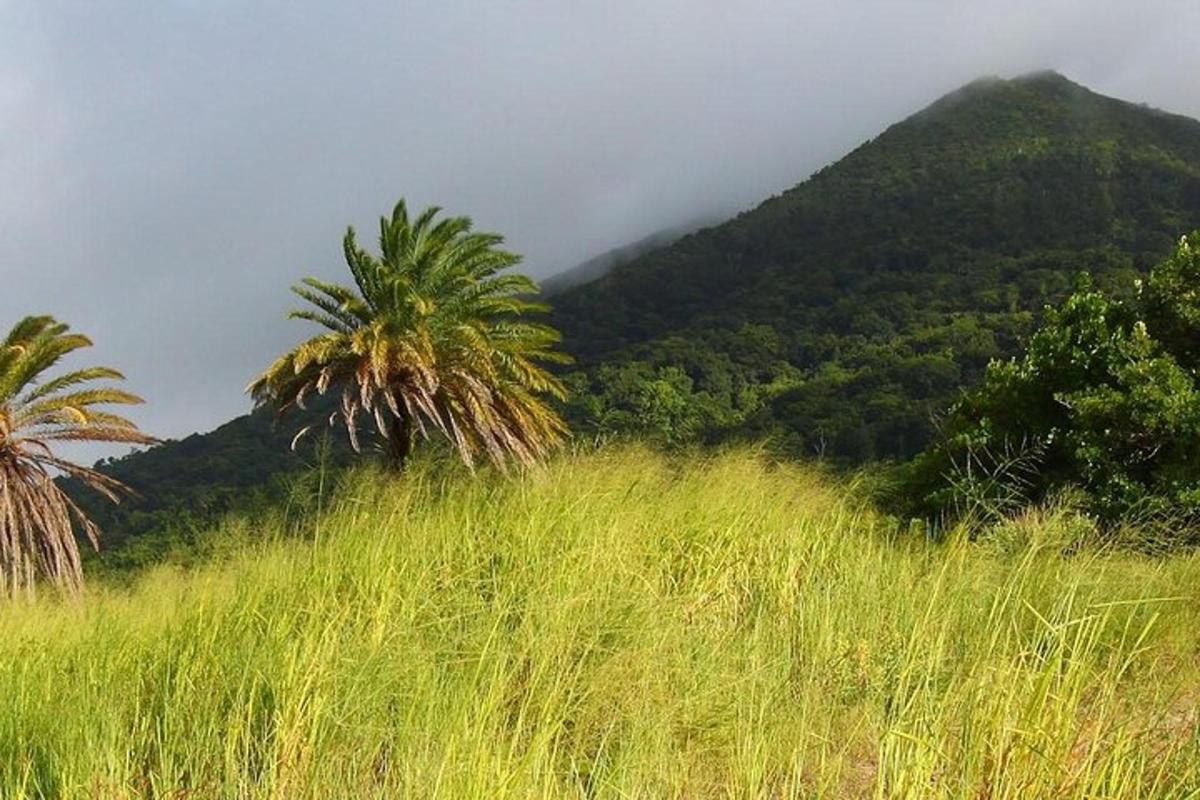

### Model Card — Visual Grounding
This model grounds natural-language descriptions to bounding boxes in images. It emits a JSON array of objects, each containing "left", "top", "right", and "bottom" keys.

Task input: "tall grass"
[{"left": 0, "top": 445, "right": 1197, "bottom": 798}]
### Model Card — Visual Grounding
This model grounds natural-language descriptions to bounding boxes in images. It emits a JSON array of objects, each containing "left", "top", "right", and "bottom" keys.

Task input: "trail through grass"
[{"left": 0, "top": 446, "right": 1198, "bottom": 798}]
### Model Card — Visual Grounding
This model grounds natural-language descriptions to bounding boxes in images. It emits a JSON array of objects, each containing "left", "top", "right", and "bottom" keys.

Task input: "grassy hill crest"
[{"left": 12, "top": 446, "right": 1200, "bottom": 796}]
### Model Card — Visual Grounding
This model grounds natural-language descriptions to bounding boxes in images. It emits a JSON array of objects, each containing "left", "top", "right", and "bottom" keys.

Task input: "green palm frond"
[
  {"left": 251, "top": 199, "right": 572, "bottom": 471},
  {"left": 0, "top": 316, "right": 155, "bottom": 594}
]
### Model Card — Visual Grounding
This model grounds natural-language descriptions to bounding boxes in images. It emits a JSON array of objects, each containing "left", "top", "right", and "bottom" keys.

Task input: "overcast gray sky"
[{"left": 3, "top": 0, "right": 1200, "bottom": 460}]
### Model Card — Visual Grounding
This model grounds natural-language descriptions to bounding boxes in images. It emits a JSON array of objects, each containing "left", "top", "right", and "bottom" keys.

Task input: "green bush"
[{"left": 902, "top": 233, "right": 1200, "bottom": 530}]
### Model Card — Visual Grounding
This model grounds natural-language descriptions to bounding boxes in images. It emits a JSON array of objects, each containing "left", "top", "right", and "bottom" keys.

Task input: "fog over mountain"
[{"left": 3, "top": 0, "right": 1199, "bottom": 458}]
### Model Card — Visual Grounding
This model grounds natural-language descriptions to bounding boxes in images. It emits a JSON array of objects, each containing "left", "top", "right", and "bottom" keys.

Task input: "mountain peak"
[
  {"left": 1011, "top": 69, "right": 1076, "bottom": 86},
  {"left": 877, "top": 70, "right": 1200, "bottom": 157},
  {"left": 913, "top": 70, "right": 1095, "bottom": 120},
  {"left": 958, "top": 70, "right": 1082, "bottom": 93},
  {"left": 1004, "top": 69, "right": 1097, "bottom": 100}
]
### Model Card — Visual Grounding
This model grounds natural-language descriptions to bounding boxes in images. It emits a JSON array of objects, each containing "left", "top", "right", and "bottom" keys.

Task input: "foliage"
[
  {"left": 561, "top": 324, "right": 802, "bottom": 446},
  {"left": 0, "top": 316, "right": 153, "bottom": 593},
  {"left": 902, "top": 234, "right": 1200, "bottom": 528},
  {"left": 552, "top": 72, "right": 1200, "bottom": 460},
  {"left": 250, "top": 200, "right": 570, "bottom": 472},
  {"left": 62, "top": 73, "right": 1200, "bottom": 556},
  {"left": 2, "top": 446, "right": 1199, "bottom": 796}
]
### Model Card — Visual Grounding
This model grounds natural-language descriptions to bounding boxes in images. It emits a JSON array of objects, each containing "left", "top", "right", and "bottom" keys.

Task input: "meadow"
[{"left": 1, "top": 445, "right": 1198, "bottom": 798}]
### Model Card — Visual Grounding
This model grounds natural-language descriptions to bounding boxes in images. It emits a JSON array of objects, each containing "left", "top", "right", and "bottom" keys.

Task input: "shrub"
[{"left": 902, "top": 233, "right": 1200, "bottom": 532}]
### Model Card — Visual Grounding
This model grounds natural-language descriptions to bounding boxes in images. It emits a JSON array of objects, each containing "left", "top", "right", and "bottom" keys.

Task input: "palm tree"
[
  {"left": 0, "top": 316, "right": 154, "bottom": 594},
  {"left": 250, "top": 200, "right": 571, "bottom": 472}
]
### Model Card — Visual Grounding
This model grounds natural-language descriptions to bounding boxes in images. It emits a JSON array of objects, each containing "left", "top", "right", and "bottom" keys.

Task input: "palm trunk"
[{"left": 385, "top": 413, "right": 414, "bottom": 473}]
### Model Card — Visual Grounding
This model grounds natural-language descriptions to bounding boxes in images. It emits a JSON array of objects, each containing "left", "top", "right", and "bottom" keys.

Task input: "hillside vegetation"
[
  {"left": 554, "top": 72, "right": 1200, "bottom": 459},
  {"left": 7, "top": 446, "right": 1200, "bottom": 798},
  {"left": 66, "top": 72, "right": 1200, "bottom": 557}
]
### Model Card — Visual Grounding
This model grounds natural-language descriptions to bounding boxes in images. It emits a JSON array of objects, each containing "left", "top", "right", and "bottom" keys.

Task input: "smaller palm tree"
[
  {"left": 250, "top": 200, "right": 571, "bottom": 472},
  {"left": 0, "top": 316, "right": 154, "bottom": 594}
]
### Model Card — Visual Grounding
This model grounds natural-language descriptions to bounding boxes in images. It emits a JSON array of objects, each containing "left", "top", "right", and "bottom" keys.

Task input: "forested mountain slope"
[{"left": 553, "top": 72, "right": 1200, "bottom": 458}]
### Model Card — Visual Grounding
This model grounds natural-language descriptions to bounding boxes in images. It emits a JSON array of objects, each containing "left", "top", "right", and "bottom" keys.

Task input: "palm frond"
[{"left": 0, "top": 315, "right": 154, "bottom": 595}]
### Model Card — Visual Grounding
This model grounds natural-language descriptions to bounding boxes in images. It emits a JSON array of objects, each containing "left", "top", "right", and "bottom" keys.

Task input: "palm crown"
[
  {"left": 0, "top": 316, "right": 154, "bottom": 593},
  {"left": 250, "top": 200, "right": 571, "bottom": 470}
]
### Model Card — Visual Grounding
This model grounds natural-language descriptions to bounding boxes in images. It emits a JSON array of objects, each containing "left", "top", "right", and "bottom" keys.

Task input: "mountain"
[
  {"left": 71, "top": 71, "right": 1200, "bottom": 559},
  {"left": 554, "top": 71, "right": 1200, "bottom": 459},
  {"left": 540, "top": 221, "right": 710, "bottom": 295}
]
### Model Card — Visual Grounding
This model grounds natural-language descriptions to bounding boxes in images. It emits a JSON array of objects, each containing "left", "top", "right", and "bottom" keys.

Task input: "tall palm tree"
[
  {"left": 0, "top": 316, "right": 154, "bottom": 594},
  {"left": 250, "top": 200, "right": 571, "bottom": 472}
]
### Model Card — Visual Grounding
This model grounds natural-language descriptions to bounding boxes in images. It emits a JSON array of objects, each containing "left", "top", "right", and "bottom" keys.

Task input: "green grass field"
[{"left": 1, "top": 446, "right": 1198, "bottom": 798}]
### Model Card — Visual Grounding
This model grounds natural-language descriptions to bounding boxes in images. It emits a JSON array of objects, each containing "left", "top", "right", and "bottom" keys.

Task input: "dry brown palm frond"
[{"left": 0, "top": 315, "right": 155, "bottom": 595}]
